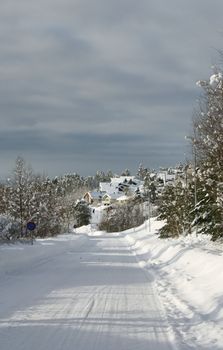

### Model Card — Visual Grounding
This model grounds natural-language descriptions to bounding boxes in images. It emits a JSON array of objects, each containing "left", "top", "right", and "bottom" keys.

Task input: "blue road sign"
[{"left": 27, "top": 222, "right": 36, "bottom": 231}]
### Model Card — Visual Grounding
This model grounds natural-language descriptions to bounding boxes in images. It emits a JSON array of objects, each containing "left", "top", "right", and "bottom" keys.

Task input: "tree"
[
  {"left": 33, "top": 176, "right": 62, "bottom": 237},
  {"left": 191, "top": 163, "right": 223, "bottom": 240},
  {"left": 195, "top": 71, "right": 223, "bottom": 166},
  {"left": 144, "top": 172, "right": 157, "bottom": 204},
  {"left": 137, "top": 163, "right": 148, "bottom": 181},
  {"left": 0, "top": 183, "right": 9, "bottom": 214},
  {"left": 6, "top": 157, "right": 34, "bottom": 236},
  {"left": 191, "top": 69, "right": 223, "bottom": 239},
  {"left": 2, "top": 158, "right": 104, "bottom": 239},
  {"left": 157, "top": 182, "right": 193, "bottom": 238},
  {"left": 121, "top": 169, "right": 131, "bottom": 176},
  {"left": 99, "top": 199, "right": 144, "bottom": 233},
  {"left": 57, "top": 187, "right": 87, "bottom": 232},
  {"left": 0, "top": 214, "right": 20, "bottom": 240},
  {"left": 74, "top": 200, "right": 91, "bottom": 227}
]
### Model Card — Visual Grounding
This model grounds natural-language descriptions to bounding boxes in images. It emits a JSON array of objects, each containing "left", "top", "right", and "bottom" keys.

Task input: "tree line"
[
  {"left": 0, "top": 160, "right": 113, "bottom": 240},
  {"left": 158, "top": 67, "right": 223, "bottom": 241}
]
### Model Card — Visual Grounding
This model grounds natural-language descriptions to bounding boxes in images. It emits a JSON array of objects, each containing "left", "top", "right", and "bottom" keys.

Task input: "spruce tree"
[
  {"left": 192, "top": 69, "right": 223, "bottom": 239},
  {"left": 74, "top": 200, "right": 91, "bottom": 227},
  {"left": 157, "top": 182, "right": 193, "bottom": 238}
]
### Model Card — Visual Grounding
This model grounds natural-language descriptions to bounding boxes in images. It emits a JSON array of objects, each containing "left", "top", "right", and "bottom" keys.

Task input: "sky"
[{"left": 1, "top": 0, "right": 223, "bottom": 178}]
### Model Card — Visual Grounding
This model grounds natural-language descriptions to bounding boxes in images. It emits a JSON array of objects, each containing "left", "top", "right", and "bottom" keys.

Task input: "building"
[{"left": 83, "top": 191, "right": 104, "bottom": 205}]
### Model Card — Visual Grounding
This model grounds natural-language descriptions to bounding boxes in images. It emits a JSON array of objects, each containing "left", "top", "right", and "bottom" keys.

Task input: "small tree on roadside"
[
  {"left": 74, "top": 200, "right": 91, "bottom": 227},
  {"left": 157, "top": 182, "right": 193, "bottom": 238},
  {"left": 0, "top": 215, "right": 20, "bottom": 240},
  {"left": 6, "top": 157, "right": 34, "bottom": 236}
]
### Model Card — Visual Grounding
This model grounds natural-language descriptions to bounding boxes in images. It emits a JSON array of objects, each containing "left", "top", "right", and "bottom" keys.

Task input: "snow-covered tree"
[
  {"left": 137, "top": 163, "right": 148, "bottom": 181},
  {"left": 74, "top": 200, "right": 91, "bottom": 227},
  {"left": 191, "top": 68, "right": 223, "bottom": 239},
  {"left": 6, "top": 157, "right": 35, "bottom": 236},
  {"left": 33, "top": 176, "right": 62, "bottom": 237},
  {"left": 144, "top": 172, "right": 157, "bottom": 204},
  {"left": 0, "top": 214, "right": 20, "bottom": 240},
  {"left": 0, "top": 183, "right": 9, "bottom": 214},
  {"left": 157, "top": 182, "right": 193, "bottom": 238},
  {"left": 121, "top": 169, "right": 131, "bottom": 176},
  {"left": 191, "top": 164, "right": 223, "bottom": 240},
  {"left": 99, "top": 199, "right": 144, "bottom": 232}
]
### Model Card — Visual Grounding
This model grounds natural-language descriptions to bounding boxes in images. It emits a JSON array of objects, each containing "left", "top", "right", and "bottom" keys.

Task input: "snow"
[
  {"left": 99, "top": 182, "right": 116, "bottom": 194},
  {"left": 0, "top": 231, "right": 175, "bottom": 350},
  {"left": 209, "top": 73, "right": 223, "bottom": 89},
  {"left": 0, "top": 219, "right": 223, "bottom": 349},
  {"left": 89, "top": 205, "right": 106, "bottom": 226},
  {"left": 125, "top": 219, "right": 223, "bottom": 349},
  {"left": 197, "top": 72, "right": 223, "bottom": 90},
  {"left": 116, "top": 195, "right": 129, "bottom": 201}
]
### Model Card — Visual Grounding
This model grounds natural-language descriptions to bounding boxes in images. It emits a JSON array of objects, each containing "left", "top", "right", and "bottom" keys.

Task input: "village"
[{"left": 82, "top": 165, "right": 193, "bottom": 227}]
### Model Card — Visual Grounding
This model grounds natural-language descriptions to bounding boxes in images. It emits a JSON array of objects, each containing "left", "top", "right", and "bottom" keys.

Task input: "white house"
[
  {"left": 100, "top": 176, "right": 144, "bottom": 196},
  {"left": 83, "top": 191, "right": 104, "bottom": 204},
  {"left": 102, "top": 193, "right": 123, "bottom": 206}
]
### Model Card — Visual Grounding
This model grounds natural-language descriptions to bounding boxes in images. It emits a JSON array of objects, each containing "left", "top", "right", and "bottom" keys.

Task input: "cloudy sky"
[{"left": 1, "top": 0, "right": 223, "bottom": 177}]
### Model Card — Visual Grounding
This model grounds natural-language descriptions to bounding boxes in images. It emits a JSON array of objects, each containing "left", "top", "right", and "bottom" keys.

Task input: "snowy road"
[{"left": 0, "top": 233, "right": 176, "bottom": 350}]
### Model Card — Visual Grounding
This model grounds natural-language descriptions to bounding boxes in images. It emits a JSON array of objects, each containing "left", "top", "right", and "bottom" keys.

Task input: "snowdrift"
[{"left": 124, "top": 218, "right": 223, "bottom": 349}]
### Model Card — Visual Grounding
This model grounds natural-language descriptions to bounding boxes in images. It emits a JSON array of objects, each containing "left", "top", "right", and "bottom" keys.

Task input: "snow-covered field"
[{"left": 0, "top": 219, "right": 222, "bottom": 349}]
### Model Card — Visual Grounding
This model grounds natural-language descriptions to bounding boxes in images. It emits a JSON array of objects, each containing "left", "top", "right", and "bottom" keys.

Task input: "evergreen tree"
[
  {"left": 144, "top": 172, "right": 157, "bottom": 203},
  {"left": 74, "top": 200, "right": 91, "bottom": 227},
  {"left": 137, "top": 163, "right": 148, "bottom": 181},
  {"left": 157, "top": 182, "right": 193, "bottom": 238},
  {"left": 6, "top": 157, "right": 34, "bottom": 236},
  {"left": 192, "top": 164, "right": 223, "bottom": 240},
  {"left": 0, "top": 183, "right": 9, "bottom": 214},
  {"left": 121, "top": 169, "right": 131, "bottom": 176},
  {"left": 192, "top": 69, "right": 223, "bottom": 239}
]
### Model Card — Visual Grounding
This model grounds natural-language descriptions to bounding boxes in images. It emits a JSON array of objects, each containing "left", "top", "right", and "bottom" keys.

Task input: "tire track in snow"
[{"left": 0, "top": 233, "right": 178, "bottom": 350}]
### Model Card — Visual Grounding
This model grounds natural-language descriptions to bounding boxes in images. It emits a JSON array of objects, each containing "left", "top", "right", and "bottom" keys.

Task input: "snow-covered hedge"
[{"left": 0, "top": 215, "right": 20, "bottom": 240}]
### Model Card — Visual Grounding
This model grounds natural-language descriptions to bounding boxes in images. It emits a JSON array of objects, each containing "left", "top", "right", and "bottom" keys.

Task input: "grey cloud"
[
  {"left": 0, "top": 129, "right": 185, "bottom": 177},
  {"left": 0, "top": 0, "right": 223, "bottom": 176}
]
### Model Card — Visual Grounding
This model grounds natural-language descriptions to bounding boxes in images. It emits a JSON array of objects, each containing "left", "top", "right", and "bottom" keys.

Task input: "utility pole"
[
  {"left": 148, "top": 191, "right": 151, "bottom": 232},
  {"left": 144, "top": 172, "right": 151, "bottom": 232},
  {"left": 185, "top": 136, "right": 198, "bottom": 235}
]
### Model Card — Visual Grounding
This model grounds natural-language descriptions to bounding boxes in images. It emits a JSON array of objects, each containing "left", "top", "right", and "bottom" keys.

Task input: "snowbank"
[{"left": 124, "top": 218, "right": 223, "bottom": 349}]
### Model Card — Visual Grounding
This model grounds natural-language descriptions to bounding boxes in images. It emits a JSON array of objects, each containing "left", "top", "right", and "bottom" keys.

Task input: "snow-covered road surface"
[{"left": 0, "top": 233, "right": 176, "bottom": 350}]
